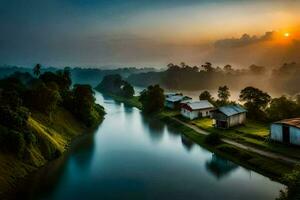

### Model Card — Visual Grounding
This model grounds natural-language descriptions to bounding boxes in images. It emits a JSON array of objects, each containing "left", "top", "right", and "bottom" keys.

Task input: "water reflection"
[
  {"left": 141, "top": 115, "right": 165, "bottom": 142},
  {"left": 205, "top": 154, "right": 238, "bottom": 180},
  {"left": 181, "top": 135, "right": 194, "bottom": 151}
]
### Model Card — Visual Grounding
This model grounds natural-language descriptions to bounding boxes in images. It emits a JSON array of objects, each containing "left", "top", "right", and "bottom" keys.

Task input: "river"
[{"left": 16, "top": 91, "right": 284, "bottom": 200}]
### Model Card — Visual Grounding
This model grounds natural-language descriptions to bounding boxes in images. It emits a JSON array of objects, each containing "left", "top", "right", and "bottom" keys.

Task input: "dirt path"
[{"left": 172, "top": 117, "right": 300, "bottom": 165}]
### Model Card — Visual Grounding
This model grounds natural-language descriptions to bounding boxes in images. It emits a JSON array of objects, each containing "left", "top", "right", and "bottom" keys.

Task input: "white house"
[
  {"left": 270, "top": 118, "right": 300, "bottom": 146},
  {"left": 165, "top": 94, "right": 192, "bottom": 109},
  {"left": 181, "top": 100, "right": 214, "bottom": 120}
]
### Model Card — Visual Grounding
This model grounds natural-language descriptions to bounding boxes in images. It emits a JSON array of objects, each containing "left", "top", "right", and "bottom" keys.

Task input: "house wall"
[
  {"left": 270, "top": 124, "right": 283, "bottom": 142},
  {"left": 228, "top": 113, "right": 246, "bottom": 127},
  {"left": 165, "top": 101, "right": 174, "bottom": 109},
  {"left": 181, "top": 108, "right": 212, "bottom": 120},
  {"left": 290, "top": 126, "right": 300, "bottom": 146}
]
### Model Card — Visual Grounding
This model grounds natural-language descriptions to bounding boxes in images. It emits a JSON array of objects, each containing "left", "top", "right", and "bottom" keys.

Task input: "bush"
[
  {"left": 0, "top": 126, "right": 26, "bottom": 158},
  {"left": 204, "top": 132, "right": 221, "bottom": 145}
]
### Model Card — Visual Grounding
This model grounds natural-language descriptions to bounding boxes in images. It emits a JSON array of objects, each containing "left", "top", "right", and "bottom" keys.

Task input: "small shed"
[
  {"left": 164, "top": 94, "right": 192, "bottom": 109},
  {"left": 181, "top": 100, "right": 214, "bottom": 120},
  {"left": 270, "top": 118, "right": 300, "bottom": 146},
  {"left": 211, "top": 105, "right": 247, "bottom": 129}
]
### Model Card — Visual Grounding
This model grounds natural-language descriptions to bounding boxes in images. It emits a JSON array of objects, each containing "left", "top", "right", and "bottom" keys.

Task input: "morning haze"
[
  {"left": 0, "top": 0, "right": 299, "bottom": 68},
  {"left": 1, "top": 1, "right": 300, "bottom": 200}
]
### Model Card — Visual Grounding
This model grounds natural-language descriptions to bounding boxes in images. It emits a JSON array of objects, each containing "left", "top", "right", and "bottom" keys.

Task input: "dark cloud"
[{"left": 214, "top": 31, "right": 274, "bottom": 48}]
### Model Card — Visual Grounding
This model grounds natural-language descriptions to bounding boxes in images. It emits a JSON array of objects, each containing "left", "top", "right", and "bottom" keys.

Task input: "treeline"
[
  {"left": 0, "top": 65, "right": 156, "bottom": 87},
  {"left": 0, "top": 65, "right": 105, "bottom": 158},
  {"left": 95, "top": 74, "right": 134, "bottom": 98},
  {"left": 199, "top": 85, "right": 300, "bottom": 122},
  {"left": 127, "top": 62, "right": 300, "bottom": 95}
]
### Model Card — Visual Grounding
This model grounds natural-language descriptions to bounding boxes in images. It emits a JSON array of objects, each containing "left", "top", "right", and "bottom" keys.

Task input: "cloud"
[{"left": 214, "top": 31, "right": 274, "bottom": 48}]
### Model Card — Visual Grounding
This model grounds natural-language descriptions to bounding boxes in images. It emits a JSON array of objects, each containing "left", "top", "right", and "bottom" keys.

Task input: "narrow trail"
[{"left": 172, "top": 117, "right": 300, "bottom": 165}]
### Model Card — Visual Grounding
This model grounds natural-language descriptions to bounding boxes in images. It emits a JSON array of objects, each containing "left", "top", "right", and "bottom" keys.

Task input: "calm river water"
[{"left": 17, "top": 91, "right": 284, "bottom": 200}]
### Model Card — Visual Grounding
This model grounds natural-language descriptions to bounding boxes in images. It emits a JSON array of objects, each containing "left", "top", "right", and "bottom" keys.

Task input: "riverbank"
[
  {"left": 0, "top": 107, "right": 104, "bottom": 199},
  {"left": 105, "top": 93, "right": 296, "bottom": 183}
]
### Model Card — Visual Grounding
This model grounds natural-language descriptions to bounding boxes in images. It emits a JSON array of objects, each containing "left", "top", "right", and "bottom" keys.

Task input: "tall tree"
[
  {"left": 239, "top": 86, "right": 271, "bottom": 120},
  {"left": 217, "top": 85, "right": 230, "bottom": 103},
  {"left": 139, "top": 85, "right": 165, "bottom": 113},
  {"left": 199, "top": 90, "right": 214, "bottom": 103},
  {"left": 33, "top": 64, "right": 41, "bottom": 77}
]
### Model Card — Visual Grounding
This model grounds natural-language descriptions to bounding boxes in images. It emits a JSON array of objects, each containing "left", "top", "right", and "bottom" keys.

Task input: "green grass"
[
  {"left": 0, "top": 107, "right": 92, "bottom": 197},
  {"left": 162, "top": 116, "right": 294, "bottom": 182},
  {"left": 190, "top": 117, "right": 300, "bottom": 160}
]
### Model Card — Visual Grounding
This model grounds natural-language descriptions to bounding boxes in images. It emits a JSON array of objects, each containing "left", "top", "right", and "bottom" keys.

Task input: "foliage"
[
  {"left": 217, "top": 85, "right": 230, "bottom": 105},
  {"left": 239, "top": 86, "right": 271, "bottom": 120},
  {"left": 121, "top": 82, "right": 134, "bottom": 97},
  {"left": 24, "top": 82, "right": 61, "bottom": 115},
  {"left": 65, "top": 84, "right": 104, "bottom": 127},
  {"left": 267, "top": 96, "right": 300, "bottom": 122},
  {"left": 277, "top": 165, "right": 300, "bottom": 200},
  {"left": 139, "top": 85, "right": 165, "bottom": 113},
  {"left": 96, "top": 74, "right": 134, "bottom": 98},
  {"left": 33, "top": 63, "right": 41, "bottom": 77},
  {"left": 199, "top": 90, "right": 215, "bottom": 103},
  {"left": 204, "top": 132, "right": 221, "bottom": 146}
]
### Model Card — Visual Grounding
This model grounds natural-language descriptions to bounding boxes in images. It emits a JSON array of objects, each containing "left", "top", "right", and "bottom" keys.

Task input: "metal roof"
[
  {"left": 186, "top": 100, "right": 214, "bottom": 110},
  {"left": 166, "top": 95, "right": 191, "bottom": 103},
  {"left": 218, "top": 105, "right": 247, "bottom": 117},
  {"left": 274, "top": 118, "right": 300, "bottom": 129}
]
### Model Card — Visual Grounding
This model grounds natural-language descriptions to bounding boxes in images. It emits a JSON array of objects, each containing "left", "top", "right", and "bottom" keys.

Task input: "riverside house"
[
  {"left": 211, "top": 105, "right": 247, "bottom": 129},
  {"left": 270, "top": 118, "right": 300, "bottom": 146},
  {"left": 164, "top": 93, "right": 192, "bottom": 109},
  {"left": 181, "top": 100, "right": 214, "bottom": 120}
]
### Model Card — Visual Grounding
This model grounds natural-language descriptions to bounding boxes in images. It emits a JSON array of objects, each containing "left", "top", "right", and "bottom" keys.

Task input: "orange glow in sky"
[{"left": 284, "top": 32, "right": 290, "bottom": 37}]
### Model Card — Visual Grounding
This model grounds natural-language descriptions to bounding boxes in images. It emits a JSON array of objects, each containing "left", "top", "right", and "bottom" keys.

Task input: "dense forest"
[
  {"left": 95, "top": 74, "right": 134, "bottom": 98},
  {"left": 127, "top": 62, "right": 300, "bottom": 95},
  {"left": 0, "top": 65, "right": 156, "bottom": 87},
  {"left": 0, "top": 66, "right": 105, "bottom": 196}
]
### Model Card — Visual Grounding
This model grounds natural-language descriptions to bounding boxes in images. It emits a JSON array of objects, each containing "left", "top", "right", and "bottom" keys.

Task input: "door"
[
  {"left": 198, "top": 111, "right": 203, "bottom": 118},
  {"left": 282, "top": 125, "right": 290, "bottom": 144}
]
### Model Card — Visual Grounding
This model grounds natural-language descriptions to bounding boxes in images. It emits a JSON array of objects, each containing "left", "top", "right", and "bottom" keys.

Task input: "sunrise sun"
[{"left": 284, "top": 32, "right": 290, "bottom": 37}]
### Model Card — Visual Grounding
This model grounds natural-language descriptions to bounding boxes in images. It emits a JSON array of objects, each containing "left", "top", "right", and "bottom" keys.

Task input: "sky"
[{"left": 0, "top": 0, "right": 300, "bottom": 68}]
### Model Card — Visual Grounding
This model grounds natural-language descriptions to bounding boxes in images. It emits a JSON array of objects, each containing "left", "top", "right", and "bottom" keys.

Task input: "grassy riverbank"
[
  {"left": 188, "top": 117, "right": 300, "bottom": 160},
  {"left": 106, "top": 94, "right": 296, "bottom": 182},
  {"left": 0, "top": 107, "right": 103, "bottom": 198}
]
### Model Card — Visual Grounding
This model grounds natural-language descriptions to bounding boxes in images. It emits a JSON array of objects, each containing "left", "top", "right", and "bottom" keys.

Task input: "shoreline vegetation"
[
  {"left": 0, "top": 66, "right": 105, "bottom": 199},
  {"left": 96, "top": 77, "right": 300, "bottom": 200},
  {"left": 99, "top": 92, "right": 293, "bottom": 180}
]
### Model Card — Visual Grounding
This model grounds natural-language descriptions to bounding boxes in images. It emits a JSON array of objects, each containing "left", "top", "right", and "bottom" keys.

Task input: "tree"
[
  {"left": 199, "top": 90, "right": 214, "bottom": 103},
  {"left": 239, "top": 86, "right": 271, "bottom": 120},
  {"left": 239, "top": 87, "right": 271, "bottom": 110},
  {"left": 24, "top": 82, "right": 61, "bottom": 116},
  {"left": 217, "top": 85, "right": 230, "bottom": 103},
  {"left": 139, "top": 85, "right": 165, "bottom": 113},
  {"left": 223, "top": 64, "right": 233, "bottom": 73},
  {"left": 121, "top": 82, "right": 134, "bottom": 98},
  {"left": 266, "top": 96, "right": 300, "bottom": 121},
  {"left": 201, "top": 62, "right": 215, "bottom": 72},
  {"left": 33, "top": 64, "right": 41, "bottom": 77}
]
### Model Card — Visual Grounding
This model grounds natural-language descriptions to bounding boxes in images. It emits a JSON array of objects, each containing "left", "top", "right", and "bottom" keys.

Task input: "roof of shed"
[
  {"left": 274, "top": 118, "right": 300, "bottom": 129},
  {"left": 166, "top": 95, "right": 191, "bottom": 102},
  {"left": 166, "top": 95, "right": 184, "bottom": 102},
  {"left": 186, "top": 100, "right": 214, "bottom": 110},
  {"left": 217, "top": 105, "right": 247, "bottom": 117}
]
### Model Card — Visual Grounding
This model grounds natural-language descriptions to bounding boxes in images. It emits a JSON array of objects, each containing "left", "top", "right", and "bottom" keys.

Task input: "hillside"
[
  {"left": 0, "top": 69, "right": 105, "bottom": 198},
  {"left": 0, "top": 107, "right": 89, "bottom": 197}
]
